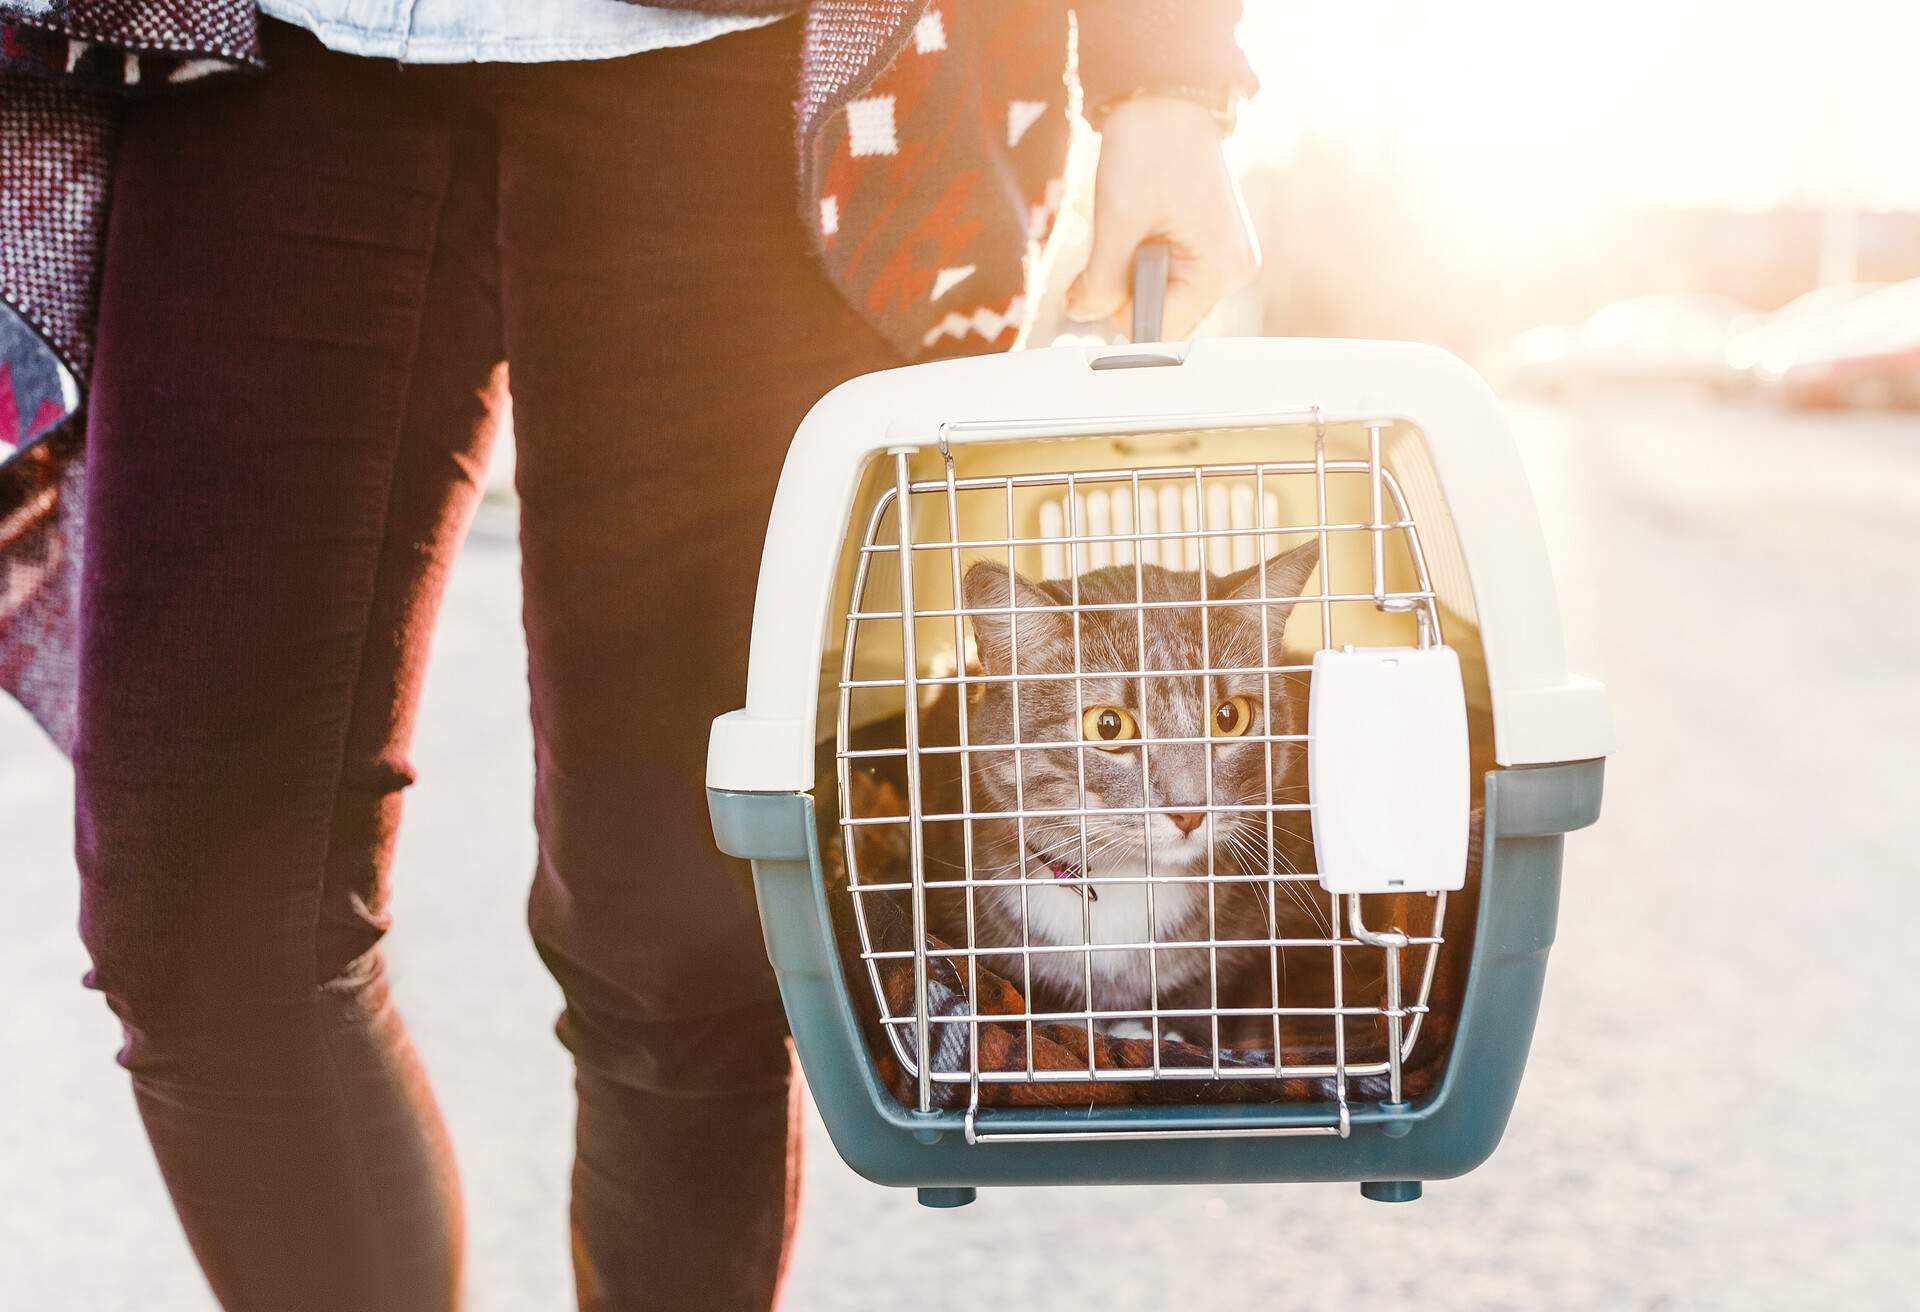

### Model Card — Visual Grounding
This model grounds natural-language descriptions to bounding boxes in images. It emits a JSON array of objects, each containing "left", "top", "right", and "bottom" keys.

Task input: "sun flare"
[{"left": 1234, "top": 0, "right": 1920, "bottom": 226}]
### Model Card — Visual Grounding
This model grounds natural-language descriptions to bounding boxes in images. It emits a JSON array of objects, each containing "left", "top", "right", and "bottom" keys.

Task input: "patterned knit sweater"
[{"left": 0, "top": 0, "right": 1253, "bottom": 747}]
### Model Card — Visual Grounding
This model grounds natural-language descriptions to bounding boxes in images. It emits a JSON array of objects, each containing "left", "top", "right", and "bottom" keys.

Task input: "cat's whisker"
[
  {"left": 1079, "top": 834, "right": 1144, "bottom": 872},
  {"left": 1278, "top": 878, "right": 1331, "bottom": 938},
  {"left": 1024, "top": 830, "right": 1093, "bottom": 862},
  {"left": 1215, "top": 823, "right": 1331, "bottom": 938}
]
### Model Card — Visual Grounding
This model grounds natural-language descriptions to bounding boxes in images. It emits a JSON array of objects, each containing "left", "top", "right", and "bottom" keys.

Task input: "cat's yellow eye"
[
  {"left": 1211, "top": 695, "right": 1255, "bottom": 738},
  {"left": 1080, "top": 704, "right": 1138, "bottom": 748}
]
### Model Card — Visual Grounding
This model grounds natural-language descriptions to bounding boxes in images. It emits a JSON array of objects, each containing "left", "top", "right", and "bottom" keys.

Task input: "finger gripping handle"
[{"left": 1130, "top": 240, "right": 1171, "bottom": 343}]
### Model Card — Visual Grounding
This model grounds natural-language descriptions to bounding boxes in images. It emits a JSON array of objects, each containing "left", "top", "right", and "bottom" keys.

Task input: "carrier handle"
[{"left": 1130, "top": 239, "right": 1171, "bottom": 343}]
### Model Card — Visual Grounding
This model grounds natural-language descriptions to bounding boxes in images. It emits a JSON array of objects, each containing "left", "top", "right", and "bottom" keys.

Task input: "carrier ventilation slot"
[{"left": 1035, "top": 484, "right": 1284, "bottom": 579}]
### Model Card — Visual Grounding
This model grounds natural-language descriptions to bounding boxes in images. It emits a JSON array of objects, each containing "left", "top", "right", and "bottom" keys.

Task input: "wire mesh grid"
[{"left": 833, "top": 417, "right": 1452, "bottom": 1137}]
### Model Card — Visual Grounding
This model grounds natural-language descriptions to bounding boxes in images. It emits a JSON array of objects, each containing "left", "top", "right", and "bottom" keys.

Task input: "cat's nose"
[{"left": 1166, "top": 811, "right": 1206, "bottom": 836}]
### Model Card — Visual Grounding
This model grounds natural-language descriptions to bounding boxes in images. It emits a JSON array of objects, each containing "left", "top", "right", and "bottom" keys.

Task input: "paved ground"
[{"left": 3, "top": 393, "right": 1916, "bottom": 1309}]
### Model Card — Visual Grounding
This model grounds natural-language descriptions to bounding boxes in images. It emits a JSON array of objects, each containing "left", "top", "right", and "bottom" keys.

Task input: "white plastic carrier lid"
[{"left": 708, "top": 336, "right": 1613, "bottom": 794}]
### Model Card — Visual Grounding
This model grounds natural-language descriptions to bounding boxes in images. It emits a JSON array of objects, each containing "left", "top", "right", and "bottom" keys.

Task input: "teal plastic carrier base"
[{"left": 710, "top": 758, "right": 1602, "bottom": 1206}]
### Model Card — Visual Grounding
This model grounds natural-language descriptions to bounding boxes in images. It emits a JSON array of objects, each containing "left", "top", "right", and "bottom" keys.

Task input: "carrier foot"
[
  {"left": 917, "top": 1187, "right": 977, "bottom": 1208},
  {"left": 1360, "top": 1180, "right": 1422, "bottom": 1203}
]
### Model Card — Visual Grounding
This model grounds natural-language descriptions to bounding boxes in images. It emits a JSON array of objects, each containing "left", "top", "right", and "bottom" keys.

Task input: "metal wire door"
[{"left": 834, "top": 413, "right": 1451, "bottom": 1140}]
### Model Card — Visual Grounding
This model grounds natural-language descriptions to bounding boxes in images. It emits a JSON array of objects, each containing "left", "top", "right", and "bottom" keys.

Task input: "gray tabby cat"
[{"left": 946, "top": 540, "right": 1323, "bottom": 1042}]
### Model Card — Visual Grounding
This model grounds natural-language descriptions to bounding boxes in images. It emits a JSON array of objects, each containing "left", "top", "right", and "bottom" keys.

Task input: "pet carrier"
[{"left": 707, "top": 254, "right": 1610, "bottom": 1207}]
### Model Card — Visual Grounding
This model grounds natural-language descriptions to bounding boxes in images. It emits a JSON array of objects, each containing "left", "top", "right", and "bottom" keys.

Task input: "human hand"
[{"left": 1067, "top": 96, "right": 1260, "bottom": 341}]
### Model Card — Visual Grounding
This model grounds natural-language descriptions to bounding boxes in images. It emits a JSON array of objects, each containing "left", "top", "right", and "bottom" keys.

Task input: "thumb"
[{"left": 1067, "top": 216, "right": 1147, "bottom": 325}]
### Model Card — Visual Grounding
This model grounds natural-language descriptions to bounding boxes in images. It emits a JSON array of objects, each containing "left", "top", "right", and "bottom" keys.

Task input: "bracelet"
[{"left": 1084, "top": 84, "right": 1241, "bottom": 136}]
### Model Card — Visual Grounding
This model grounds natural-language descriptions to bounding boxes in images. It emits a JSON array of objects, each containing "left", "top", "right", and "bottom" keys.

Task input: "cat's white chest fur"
[
  {"left": 1020, "top": 861, "right": 1200, "bottom": 957},
  {"left": 981, "top": 849, "right": 1220, "bottom": 1037}
]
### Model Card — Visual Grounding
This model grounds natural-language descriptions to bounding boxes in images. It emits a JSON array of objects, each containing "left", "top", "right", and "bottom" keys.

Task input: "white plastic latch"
[{"left": 1308, "top": 646, "right": 1470, "bottom": 894}]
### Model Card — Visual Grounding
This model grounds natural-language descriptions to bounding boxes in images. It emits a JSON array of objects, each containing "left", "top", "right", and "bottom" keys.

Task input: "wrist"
[
  {"left": 1074, "top": 0, "right": 1258, "bottom": 137},
  {"left": 1086, "top": 87, "right": 1240, "bottom": 137}
]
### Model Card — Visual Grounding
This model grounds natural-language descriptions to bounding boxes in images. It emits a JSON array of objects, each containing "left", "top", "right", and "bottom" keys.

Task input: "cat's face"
[{"left": 960, "top": 542, "right": 1319, "bottom": 878}]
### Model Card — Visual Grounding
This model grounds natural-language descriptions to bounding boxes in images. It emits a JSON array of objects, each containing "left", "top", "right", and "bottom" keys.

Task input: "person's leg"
[
  {"left": 75, "top": 25, "right": 504, "bottom": 1310},
  {"left": 494, "top": 20, "right": 899, "bottom": 1310}
]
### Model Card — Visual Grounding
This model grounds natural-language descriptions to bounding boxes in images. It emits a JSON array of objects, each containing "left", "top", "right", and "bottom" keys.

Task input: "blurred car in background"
[
  {"left": 1494, "top": 292, "right": 1752, "bottom": 395},
  {"left": 1780, "top": 345, "right": 1920, "bottom": 409},
  {"left": 1724, "top": 282, "right": 1883, "bottom": 382},
  {"left": 1759, "top": 278, "right": 1920, "bottom": 409},
  {"left": 1495, "top": 324, "right": 1581, "bottom": 395}
]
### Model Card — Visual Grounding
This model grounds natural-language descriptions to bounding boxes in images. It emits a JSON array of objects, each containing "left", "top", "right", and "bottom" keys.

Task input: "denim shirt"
[{"left": 259, "top": 0, "right": 789, "bottom": 64}]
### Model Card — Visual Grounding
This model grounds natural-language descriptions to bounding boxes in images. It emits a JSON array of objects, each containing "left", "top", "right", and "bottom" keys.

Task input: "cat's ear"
[
  {"left": 1225, "top": 539, "right": 1321, "bottom": 643},
  {"left": 1251, "top": 539, "right": 1321, "bottom": 601},
  {"left": 962, "top": 560, "right": 1071, "bottom": 674}
]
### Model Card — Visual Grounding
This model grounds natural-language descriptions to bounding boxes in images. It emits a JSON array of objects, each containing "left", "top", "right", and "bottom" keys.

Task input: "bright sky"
[{"left": 1234, "top": 1, "right": 1920, "bottom": 214}]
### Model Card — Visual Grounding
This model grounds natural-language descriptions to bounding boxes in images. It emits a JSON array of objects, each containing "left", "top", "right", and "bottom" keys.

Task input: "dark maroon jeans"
[{"left": 73, "top": 17, "right": 893, "bottom": 1311}]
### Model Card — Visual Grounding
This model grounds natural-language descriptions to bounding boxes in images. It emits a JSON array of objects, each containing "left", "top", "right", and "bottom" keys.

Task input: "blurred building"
[{"left": 1233, "top": 146, "right": 1920, "bottom": 351}]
